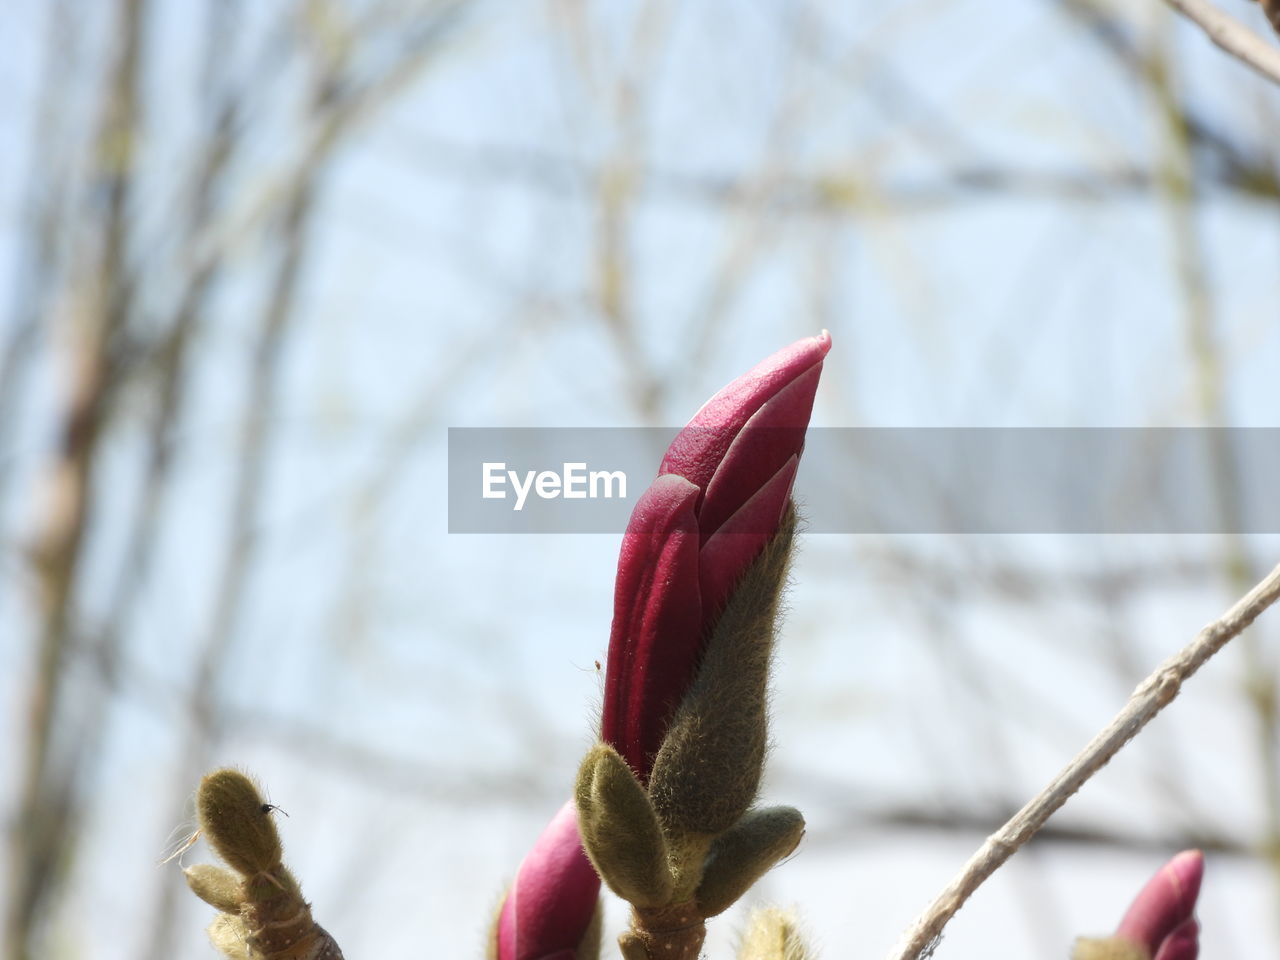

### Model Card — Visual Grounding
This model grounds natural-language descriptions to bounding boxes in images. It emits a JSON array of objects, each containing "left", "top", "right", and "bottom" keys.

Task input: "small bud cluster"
[{"left": 183, "top": 769, "right": 343, "bottom": 960}]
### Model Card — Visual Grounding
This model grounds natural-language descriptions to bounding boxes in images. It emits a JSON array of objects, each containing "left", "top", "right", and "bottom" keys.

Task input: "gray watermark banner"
[{"left": 447, "top": 428, "right": 1280, "bottom": 533}]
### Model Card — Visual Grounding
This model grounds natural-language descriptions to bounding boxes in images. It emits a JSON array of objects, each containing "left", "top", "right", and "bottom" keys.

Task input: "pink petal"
[
  {"left": 661, "top": 332, "right": 830, "bottom": 506},
  {"left": 498, "top": 802, "right": 600, "bottom": 960},
  {"left": 697, "top": 455, "right": 798, "bottom": 625},
  {"left": 696, "top": 363, "right": 823, "bottom": 543},
  {"left": 1116, "top": 850, "right": 1203, "bottom": 954},
  {"left": 1153, "top": 918, "right": 1199, "bottom": 960},
  {"left": 600, "top": 475, "right": 703, "bottom": 780}
]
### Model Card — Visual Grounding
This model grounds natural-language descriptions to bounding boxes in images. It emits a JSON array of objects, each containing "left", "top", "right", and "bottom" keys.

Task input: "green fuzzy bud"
[
  {"left": 197, "top": 770, "right": 283, "bottom": 876},
  {"left": 649, "top": 507, "right": 797, "bottom": 835},
  {"left": 576, "top": 742, "right": 674, "bottom": 908},
  {"left": 1072, "top": 938, "right": 1149, "bottom": 960},
  {"left": 208, "top": 914, "right": 254, "bottom": 960},
  {"left": 737, "top": 906, "right": 812, "bottom": 960},
  {"left": 181, "top": 768, "right": 344, "bottom": 959},
  {"left": 184, "top": 864, "right": 244, "bottom": 914},
  {"left": 697, "top": 806, "right": 805, "bottom": 918}
]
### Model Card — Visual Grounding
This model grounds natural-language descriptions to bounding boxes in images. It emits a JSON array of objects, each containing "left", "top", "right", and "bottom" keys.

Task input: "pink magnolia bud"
[
  {"left": 495, "top": 801, "right": 600, "bottom": 960},
  {"left": 601, "top": 332, "right": 831, "bottom": 780},
  {"left": 1116, "top": 850, "right": 1203, "bottom": 960},
  {"left": 496, "top": 335, "right": 830, "bottom": 958}
]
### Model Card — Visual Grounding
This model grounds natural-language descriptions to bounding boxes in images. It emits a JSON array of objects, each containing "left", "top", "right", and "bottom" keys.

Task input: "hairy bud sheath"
[
  {"left": 696, "top": 805, "right": 805, "bottom": 919},
  {"left": 736, "top": 907, "right": 814, "bottom": 960},
  {"left": 575, "top": 743, "right": 673, "bottom": 908},
  {"left": 647, "top": 506, "right": 797, "bottom": 834}
]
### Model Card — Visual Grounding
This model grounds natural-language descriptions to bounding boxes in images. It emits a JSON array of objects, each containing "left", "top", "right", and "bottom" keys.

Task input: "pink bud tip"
[
  {"left": 600, "top": 333, "right": 829, "bottom": 780},
  {"left": 1116, "top": 850, "right": 1203, "bottom": 959},
  {"left": 661, "top": 332, "right": 830, "bottom": 538},
  {"left": 497, "top": 802, "right": 600, "bottom": 960}
]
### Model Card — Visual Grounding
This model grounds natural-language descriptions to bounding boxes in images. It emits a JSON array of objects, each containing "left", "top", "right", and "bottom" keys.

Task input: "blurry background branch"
[{"left": 1160, "top": 0, "right": 1280, "bottom": 84}]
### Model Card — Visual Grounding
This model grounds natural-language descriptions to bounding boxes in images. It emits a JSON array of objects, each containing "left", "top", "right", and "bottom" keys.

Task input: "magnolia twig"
[
  {"left": 887, "top": 561, "right": 1280, "bottom": 960},
  {"left": 1160, "top": 0, "right": 1280, "bottom": 86}
]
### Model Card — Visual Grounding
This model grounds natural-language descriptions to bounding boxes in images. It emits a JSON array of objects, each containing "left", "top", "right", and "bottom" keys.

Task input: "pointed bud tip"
[
  {"left": 1167, "top": 850, "right": 1204, "bottom": 896},
  {"left": 1115, "top": 850, "right": 1204, "bottom": 956}
]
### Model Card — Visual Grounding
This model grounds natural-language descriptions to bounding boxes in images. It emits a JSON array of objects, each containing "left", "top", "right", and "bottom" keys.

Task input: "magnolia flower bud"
[
  {"left": 601, "top": 332, "right": 830, "bottom": 782},
  {"left": 1073, "top": 850, "right": 1203, "bottom": 960},
  {"left": 494, "top": 801, "right": 602, "bottom": 960}
]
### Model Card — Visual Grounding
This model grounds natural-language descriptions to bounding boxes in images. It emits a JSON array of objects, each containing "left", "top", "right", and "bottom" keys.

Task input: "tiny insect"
[
  {"left": 594, "top": 660, "right": 602, "bottom": 672},
  {"left": 260, "top": 803, "right": 289, "bottom": 817}
]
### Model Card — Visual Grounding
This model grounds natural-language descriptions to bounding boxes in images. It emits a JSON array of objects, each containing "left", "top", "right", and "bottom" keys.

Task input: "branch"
[
  {"left": 1161, "top": 0, "right": 1280, "bottom": 85},
  {"left": 886, "top": 561, "right": 1280, "bottom": 960}
]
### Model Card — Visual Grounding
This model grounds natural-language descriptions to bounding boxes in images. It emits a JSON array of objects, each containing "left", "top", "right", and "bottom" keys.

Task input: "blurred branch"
[
  {"left": 1050, "top": 0, "right": 1280, "bottom": 195},
  {"left": 392, "top": 135, "right": 1280, "bottom": 209},
  {"left": 589, "top": 0, "right": 670, "bottom": 419},
  {"left": 859, "top": 544, "right": 1223, "bottom": 603},
  {"left": 5, "top": 1, "right": 147, "bottom": 957},
  {"left": 143, "top": 92, "right": 327, "bottom": 960},
  {"left": 228, "top": 709, "right": 557, "bottom": 806},
  {"left": 37, "top": 9, "right": 249, "bottom": 954},
  {"left": 888, "top": 561, "right": 1280, "bottom": 960},
  {"left": 186, "top": 0, "right": 476, "bottom": 285},
  {"left": 0, "top": 0, "right": 75, "bottom": 544},
  {"left": 679, "top": 24, "right": 804, "bottom": 397},
  {"left": 1148, "top": 9, "right": 1280, "bottom": 898},
  {"left": 805, "top": 803, "right": 1256, "bottom": 860},
  {"left": 1161, "top": 0, "right": 1280, "bottom": 84},
  {"left": 143, "top": 6, "right": 483, "bottom": 957},
  {"left": 57, "top": 630, "right": 564, "bottom": 809}
]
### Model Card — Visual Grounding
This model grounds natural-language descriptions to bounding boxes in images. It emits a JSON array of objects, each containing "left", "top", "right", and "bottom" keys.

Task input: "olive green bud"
[
  {"left": 697, "top": 806, "right": 804, "bottom": 918},
  {"left": 183, "top": 864, "right": 243, "bottom": 914},
  {"left": 576, "top": 742, "right": 673, "bottom": 908},
  {"left": 196, "top": 769, "right": 282, "bottom": 876},
  {"left": 649, "top": 508, "right": 796, "bottom": 834}
]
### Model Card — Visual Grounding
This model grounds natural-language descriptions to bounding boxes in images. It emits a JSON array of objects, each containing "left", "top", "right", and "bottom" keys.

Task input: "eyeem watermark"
[
  {"left": 450, "top": 427, "right": 1280, "bottom": 532},
  {"left": 482, "top": 461, "right": 628, "bottom": 511}
]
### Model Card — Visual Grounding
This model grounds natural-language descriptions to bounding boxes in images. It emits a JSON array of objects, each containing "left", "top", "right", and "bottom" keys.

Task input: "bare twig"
[
  {"left": 1050, "top": 0, "right": 1278, "bottom": 193},
  {"left": 886, "top": 561, "right": 1280, "bottom": 960},
  {"left": 1160, "top": 0, "right": 1280, "bottom": 85},
  {"left": 1150, "top": 10, "right": 1280, "bottom": 903}
]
